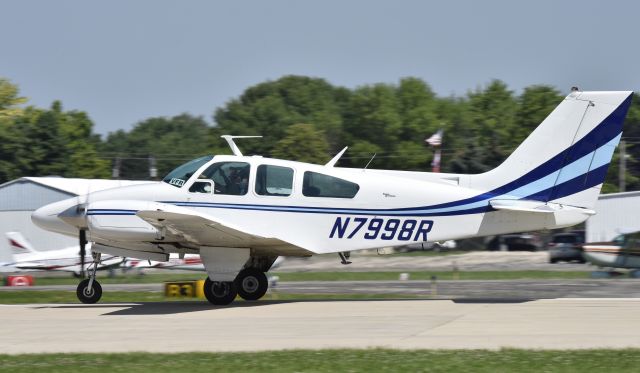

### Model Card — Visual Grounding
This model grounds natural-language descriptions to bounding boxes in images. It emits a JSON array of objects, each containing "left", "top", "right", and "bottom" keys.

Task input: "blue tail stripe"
[{"left": 526, "top": 163, "right": 610, "bottom": 202}]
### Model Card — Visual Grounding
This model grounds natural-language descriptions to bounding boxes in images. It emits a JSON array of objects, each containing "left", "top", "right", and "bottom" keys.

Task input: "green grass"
[
  {"left": 1, "top": 349, "right": 640, "bottom": 372},
  {"left": 24, "top": 270, "right": 590, "bottom": 286},
  {"left": 0, "top": 290, "right": 424, "bottom": 304},
  {"left": 0, "top": 291, "right": 166, "bottom": 303},
  {"left": 30, "top": 273, "right": 208, "bottom": 286}
]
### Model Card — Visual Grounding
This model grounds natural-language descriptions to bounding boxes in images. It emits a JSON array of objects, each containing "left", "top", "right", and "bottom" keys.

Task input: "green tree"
[
  {"left": 344, "top": 83, "right": 402, "bottom": 154},
  {"left": 603, "top": 93, "right": 640, "bottom": 192},
  {"left": 466, "top": 80, "right": 518, "bottom": 168},
  {"left": 514, "top": 85, "right": 563, "bottom": 144},
  {"left": 0, "top": 78, "right": 27, "bottom": 120},
  {"left": 214, "top": 76, "right": 348, "bottom": 155},
  {"left": 271, "top": 123, "right": 330, "bottom": 164},
  {"left": 14, "top": 102, "right": 109, "bottom": 179},
  {"left": 102, "top": 114, "right": 219, "bottom": 179}
]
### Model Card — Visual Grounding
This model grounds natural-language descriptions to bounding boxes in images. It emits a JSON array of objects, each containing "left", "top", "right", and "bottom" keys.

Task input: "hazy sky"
[{"left": 1, "top": 0, "right": 637, "bottom": 135}]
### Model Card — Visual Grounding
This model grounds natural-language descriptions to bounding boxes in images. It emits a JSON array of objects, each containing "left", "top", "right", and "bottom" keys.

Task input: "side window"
[
  {"left": 626, "top": 232, "right": 640, "bottom": 248},
  {"left": 302, "top": 171, "right": 359, "bottom": 198},
  {"left": 197, "top": 162, "right": 250, "bottom": 196},
  {"left": 255, "top": 165, "right": 294, "bottom": 197},
  {"left": 189, "top": 180, "right": 213, "bottom": 194}
]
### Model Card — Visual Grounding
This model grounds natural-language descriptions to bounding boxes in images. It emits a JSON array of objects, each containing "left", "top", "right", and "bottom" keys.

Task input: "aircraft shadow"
[{"left": 40, "top": 297, "right": 534, "bottom": 316}]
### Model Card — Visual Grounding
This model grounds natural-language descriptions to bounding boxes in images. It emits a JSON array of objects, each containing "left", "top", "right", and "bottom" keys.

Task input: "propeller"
[
  {"left": 60, "top": 187, "right": 91, "bottom": 278},
  {"left": 75, "top": 188, "right": 89, "bottom": 278},
  {"left": 79, "top": 228, "right": 87, "bottom": 278},
  {"left": 58, "top": 186, "right": 91, "bottom": 278}
]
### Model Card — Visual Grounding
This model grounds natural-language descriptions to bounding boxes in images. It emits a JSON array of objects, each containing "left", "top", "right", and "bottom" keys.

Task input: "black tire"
[
  {"left": 549, "top": 258, "right": 558, "bottom": 264},
  {"left": 203, "top": 277, "right": 237, "bottom": 305},
  {"left": 76, "top": 279, "right": 102, "bottom": 304},
  {"left": 235, "top": 268, "right": 268, "bottom": 301}
]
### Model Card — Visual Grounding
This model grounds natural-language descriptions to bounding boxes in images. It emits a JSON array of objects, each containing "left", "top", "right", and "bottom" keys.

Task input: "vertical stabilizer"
[
  {"left": 470, "top": 91, "right": 632, "bottom": 209},
  {"left": 6, "top": 232, "right": 37, "bottom": 254}
]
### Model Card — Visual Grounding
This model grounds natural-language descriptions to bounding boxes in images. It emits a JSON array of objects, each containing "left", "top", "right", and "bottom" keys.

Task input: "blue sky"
[{"left": 0, "top": 0, "right": 636, "bottom": 135}]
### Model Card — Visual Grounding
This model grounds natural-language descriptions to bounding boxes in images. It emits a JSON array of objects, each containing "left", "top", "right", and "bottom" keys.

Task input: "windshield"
[{"left": 162, "top": 155, "right": 214, "bottom": 188}]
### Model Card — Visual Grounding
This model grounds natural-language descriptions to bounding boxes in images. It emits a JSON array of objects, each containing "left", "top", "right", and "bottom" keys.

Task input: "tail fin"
[
  {"left": 6, "top": 232, "right": 37, "bottom": 254},
  {"left": 472, "top": 90, "right": 633, "bottom": 209}
]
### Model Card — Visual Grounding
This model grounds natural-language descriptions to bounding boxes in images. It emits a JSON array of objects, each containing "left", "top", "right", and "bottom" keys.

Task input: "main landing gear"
[
  {"left": 203, "top": 268, "right": 269, "bottom": 305},
  {"left": 76, "top": 252, "right": 102, "bottom": 304}
]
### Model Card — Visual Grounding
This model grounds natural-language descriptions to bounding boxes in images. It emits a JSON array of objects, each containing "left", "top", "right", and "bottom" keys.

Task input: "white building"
[
  {"left": 0, "top": 177, "right": 149, "bottom": 261},
  {"left": 586, "top": 191, "right": 640, "bottom": 242}
]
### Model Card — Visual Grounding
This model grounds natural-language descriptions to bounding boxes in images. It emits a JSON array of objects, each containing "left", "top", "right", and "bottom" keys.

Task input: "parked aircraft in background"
[
  {"left": 32, "top": 90, "right": 633, "bottom": 305},
  {"left": 583, "top": 231, "right": 640, "bottom": 272},
  {"left": 0, "top": 232, "right": 122, "bottom": 275}
]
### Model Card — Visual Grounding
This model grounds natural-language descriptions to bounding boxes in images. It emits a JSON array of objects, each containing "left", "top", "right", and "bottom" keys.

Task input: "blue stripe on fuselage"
[{"left": 88, "top": 94, "right": 631, "bottom": 218}]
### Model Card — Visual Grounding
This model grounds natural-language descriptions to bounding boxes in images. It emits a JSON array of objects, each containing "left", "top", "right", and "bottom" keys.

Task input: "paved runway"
[
  {"left": 1, "top": 298, "right": 640, "bottom": 353},
  {"left": 2, "top": 279, "right": 639, "bottom": 299}
]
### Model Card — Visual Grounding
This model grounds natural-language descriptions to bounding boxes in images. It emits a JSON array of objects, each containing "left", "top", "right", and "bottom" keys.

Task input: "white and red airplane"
[
  {"left": 32, "top": 90, "right": 633, "bottom": 304},
  {"left": 1, "top": 232, "right": 122, "bottom": 275},
  {"left": 583, "top": 231, "right": 640, "bottom": 273}
]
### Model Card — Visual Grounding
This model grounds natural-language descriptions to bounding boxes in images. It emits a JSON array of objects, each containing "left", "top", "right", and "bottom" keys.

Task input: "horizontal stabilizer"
[{"left": 490, "top": 199, "right": 595, "bottom": 215}]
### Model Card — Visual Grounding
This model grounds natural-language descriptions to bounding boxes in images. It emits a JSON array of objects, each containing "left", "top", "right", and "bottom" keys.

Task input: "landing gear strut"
[
  {"left": 203, "top": 277, "right": 237, "bottom": 305},
  {"left": 76, "top": 252, "right": 102, "bottom": 304},
  {"left": 235, "top": 268, "right": 268, "bottom": 301}
]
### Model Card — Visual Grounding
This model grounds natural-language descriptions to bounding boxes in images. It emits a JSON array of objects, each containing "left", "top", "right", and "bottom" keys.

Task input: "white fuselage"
[{"left": 32, "top": 155, "right": 590, "bottom": 259}]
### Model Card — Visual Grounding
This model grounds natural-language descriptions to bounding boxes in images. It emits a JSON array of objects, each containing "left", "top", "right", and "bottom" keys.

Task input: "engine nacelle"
[{"left": 87, "top": 200, "right": 166, "bottom": 242}]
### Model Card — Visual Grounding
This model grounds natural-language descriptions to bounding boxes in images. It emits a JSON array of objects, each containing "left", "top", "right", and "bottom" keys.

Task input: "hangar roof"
[
  {"left": 598, "top": 191, "right": 640, "bottom": 200},
  {"left": 0, "top": 177, "right": 154, "bottom": 211},
  {"left": 15, "top": 177, "right": 152, "bottom": 196}
]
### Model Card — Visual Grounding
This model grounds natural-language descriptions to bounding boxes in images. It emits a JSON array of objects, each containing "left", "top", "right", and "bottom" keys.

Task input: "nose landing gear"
[{"left": 76, "top": 252, "right": 102, "bottom": 304}]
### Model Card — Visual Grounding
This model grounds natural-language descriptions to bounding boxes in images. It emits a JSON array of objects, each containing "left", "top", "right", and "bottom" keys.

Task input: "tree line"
[{"left": 1, "top": 75, "right": 639, "bottom": 192}]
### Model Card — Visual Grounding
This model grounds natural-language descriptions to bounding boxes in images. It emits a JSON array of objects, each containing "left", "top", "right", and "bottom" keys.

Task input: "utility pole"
[
  {"left": 148, "top": 156, "right": 157, "bottom": 180},
  {"left": 112, "top": 157, "right": 121, "bottom": 180},
  {"left": 619, "top": 140, "right": 626, "bottom": 192}
]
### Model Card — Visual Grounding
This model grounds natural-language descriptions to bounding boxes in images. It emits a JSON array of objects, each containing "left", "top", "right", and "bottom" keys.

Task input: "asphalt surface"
[
  {"left": 2, "top": 298, "right": 640, "bottom": 353},
  {"left": 2, "top": 279, "right": 639, "bottom": 299}
]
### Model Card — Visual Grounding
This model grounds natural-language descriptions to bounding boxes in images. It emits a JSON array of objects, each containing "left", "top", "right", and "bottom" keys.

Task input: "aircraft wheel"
[
  {"left": 235, "top": 268, "right": 268, "bottom": 301},
  {"left": 76, "top": 279, "right": 102, "bottom": 304},
  {"left": 203, "top": 277, "right": 237, "bottom": 305}
]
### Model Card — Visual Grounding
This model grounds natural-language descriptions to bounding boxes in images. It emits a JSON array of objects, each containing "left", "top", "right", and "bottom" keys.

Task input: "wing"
[{"left": 136, "top": 207, "right": 305, "bottom": 254}]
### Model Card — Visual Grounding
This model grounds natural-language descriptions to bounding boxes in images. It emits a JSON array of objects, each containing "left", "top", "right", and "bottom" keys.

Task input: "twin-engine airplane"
[{"left": 32, "top": 90, "right": 633, "bottom": 305}]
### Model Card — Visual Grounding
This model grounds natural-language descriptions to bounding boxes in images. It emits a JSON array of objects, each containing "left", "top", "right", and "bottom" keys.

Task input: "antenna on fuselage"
[
  {"left": 220, "top": 135, "right": 262, "bottom": 156},
  {"left": 363, "top": 153, "right": 377, "bottom": 171},
  {"left": 325, "top": 146, "right": 348, "bottom": 167}
]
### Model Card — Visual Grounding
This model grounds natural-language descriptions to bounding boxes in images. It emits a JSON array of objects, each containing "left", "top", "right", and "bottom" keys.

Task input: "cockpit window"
[
  {"left": 256, "top": 165, "right": 293, "bottom": 196},
  {"left": 198, "top": 162, "right": 250, "bottom": 195},
  {"left": 302, "top": 171, "right": 359, "bottom": 198},
  {"left": 162, "top": 156, "right": 214, "bottom": 188}
]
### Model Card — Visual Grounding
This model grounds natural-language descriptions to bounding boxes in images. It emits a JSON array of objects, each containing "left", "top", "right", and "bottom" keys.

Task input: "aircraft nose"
[{"left": 32, "top": 198, "right": 80, "bottom": 237}]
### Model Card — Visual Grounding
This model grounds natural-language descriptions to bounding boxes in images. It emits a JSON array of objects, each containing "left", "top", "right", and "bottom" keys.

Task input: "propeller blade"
[{"left": 79, "top": 229, "right": 86, "bottom": 279}]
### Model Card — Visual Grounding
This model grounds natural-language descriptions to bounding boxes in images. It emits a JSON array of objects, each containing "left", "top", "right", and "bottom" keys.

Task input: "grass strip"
[{"left": 1, "top": 349, "right": 640, "bottom": 372}]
